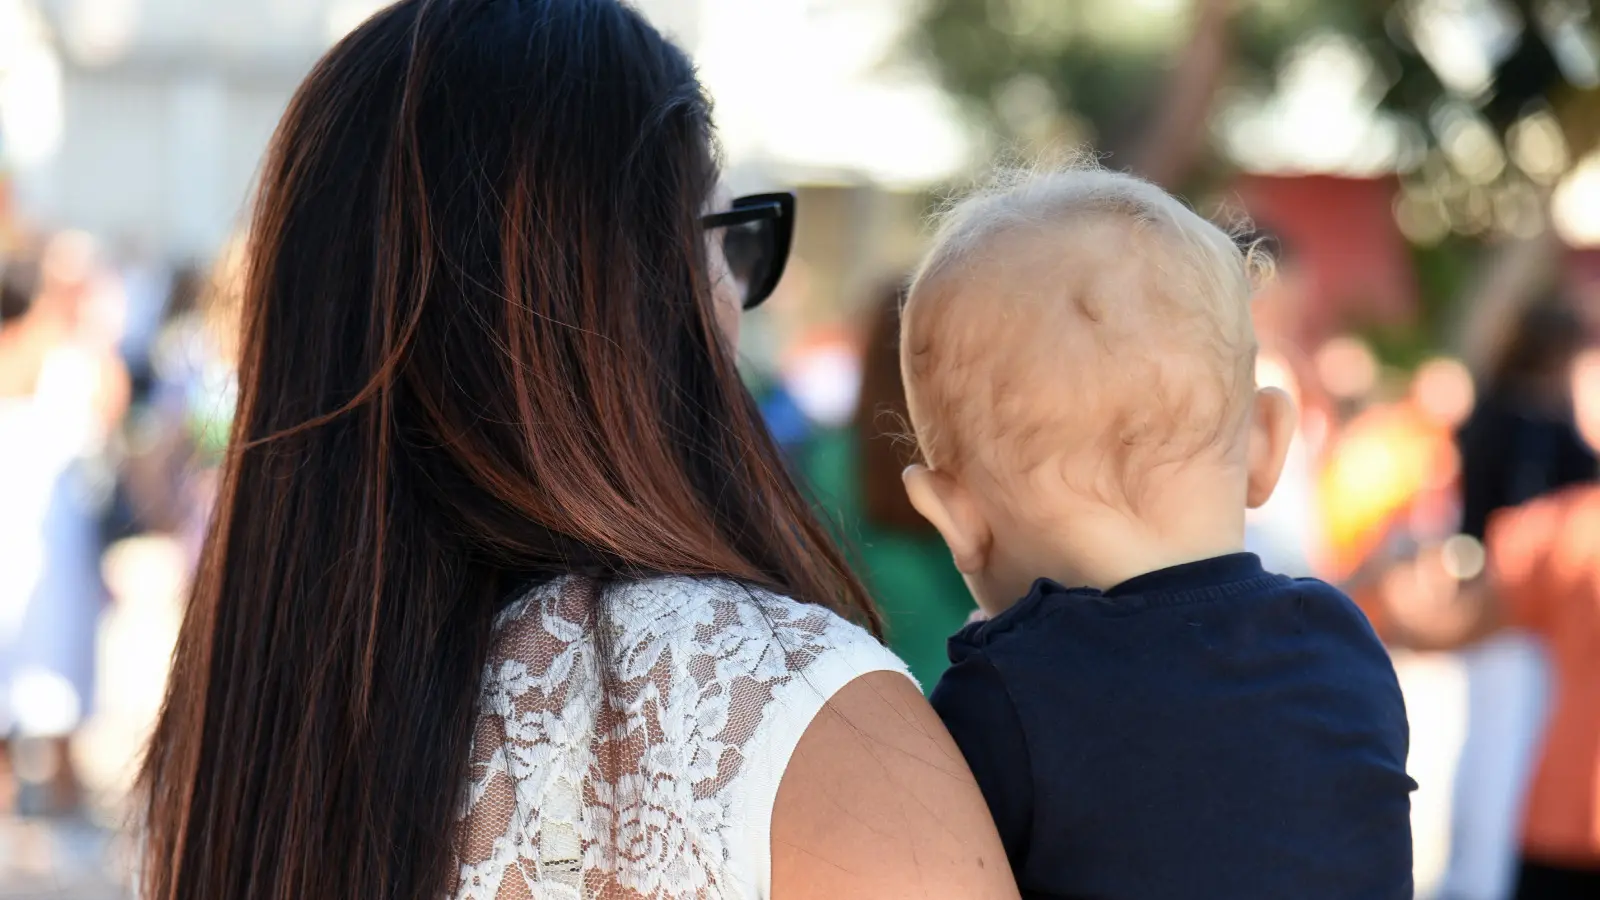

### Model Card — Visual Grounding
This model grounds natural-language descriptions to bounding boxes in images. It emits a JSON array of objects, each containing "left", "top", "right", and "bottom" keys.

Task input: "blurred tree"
[
  {"left": 910, "top": 0, "right": 1600, "bottom": 205},
  {"left": 910, "top": 0, "right": 1600, "bottom": 361}
]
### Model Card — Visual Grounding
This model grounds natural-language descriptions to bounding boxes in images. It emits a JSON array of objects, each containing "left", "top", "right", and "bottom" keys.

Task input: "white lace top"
[{"left": 450, "top": 575, "right": 912, "bottom": 900}]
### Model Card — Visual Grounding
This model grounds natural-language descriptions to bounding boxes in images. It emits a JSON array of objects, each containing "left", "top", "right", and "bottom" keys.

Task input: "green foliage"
[
  {"left": 913, "top": 1, "right": 1392, "bottom": 143},
  {"left": 910, "top": 0, "right": 1596, "bottom": 158},
  {"left": 1361, "top": 237, "right": 1479, "bottom": 367}
]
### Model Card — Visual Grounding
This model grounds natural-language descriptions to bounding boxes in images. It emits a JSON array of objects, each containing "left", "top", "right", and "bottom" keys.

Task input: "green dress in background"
[{"left": 799, "top": 428, "right": 975, "bottom": 692}]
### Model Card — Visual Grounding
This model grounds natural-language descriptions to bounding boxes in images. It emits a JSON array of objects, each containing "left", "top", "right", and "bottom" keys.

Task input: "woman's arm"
[
  {"left": 771, "top": 670, "right": 1020, "bottom": 900},
  {"left": 1379, "top": 557, "right": 1503, "bottom": 652},
  {"left": 1380, "top": 491, "right": 1580, "bottom": 651}
]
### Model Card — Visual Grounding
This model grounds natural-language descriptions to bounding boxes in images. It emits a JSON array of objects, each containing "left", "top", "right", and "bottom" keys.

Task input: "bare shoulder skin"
[{"left": 771, "top": 671, "right": 1020, "bottom": 900}]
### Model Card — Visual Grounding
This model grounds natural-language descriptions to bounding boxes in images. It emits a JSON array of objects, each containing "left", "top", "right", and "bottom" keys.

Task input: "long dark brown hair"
[
  {"left": 1486, "top": 296, "right": 1586, "bottom": 392},
  {"left": 138, "top": 3, "right": 878, "bottom": 899}
]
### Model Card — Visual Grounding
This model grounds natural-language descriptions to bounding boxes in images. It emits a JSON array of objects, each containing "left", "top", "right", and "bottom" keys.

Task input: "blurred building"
[
  {"left": 2, "top": 0, "right": 964, "bottom": 320},
  {"left": 685, "top": 0, "right": 968, "bottom": 323},
  {"left": 0, "top": 0, "right": 373, "bottom": 256},
  {"left": 1238, "top": 173, "right": 1418, "bottom": 349}
]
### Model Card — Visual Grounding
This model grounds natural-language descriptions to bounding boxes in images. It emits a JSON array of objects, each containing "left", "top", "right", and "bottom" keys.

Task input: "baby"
[{"left": 900, "top": 168, "right": 1416, "bottom": 899}]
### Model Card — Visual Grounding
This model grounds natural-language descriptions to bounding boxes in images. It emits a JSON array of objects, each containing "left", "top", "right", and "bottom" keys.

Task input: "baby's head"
[{"left": 900, "top": 167, "right": 1295, "bottom": 610}]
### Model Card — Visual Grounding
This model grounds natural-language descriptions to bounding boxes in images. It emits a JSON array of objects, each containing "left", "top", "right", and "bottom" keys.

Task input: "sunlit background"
[{"left": 5, "top": 1, "right": 1600, "bottom": 897}]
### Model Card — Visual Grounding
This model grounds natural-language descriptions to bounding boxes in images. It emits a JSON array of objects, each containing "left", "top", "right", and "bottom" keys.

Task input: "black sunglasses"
[{"left": 701, "top": 192, "right": 795, "bottom": 310}]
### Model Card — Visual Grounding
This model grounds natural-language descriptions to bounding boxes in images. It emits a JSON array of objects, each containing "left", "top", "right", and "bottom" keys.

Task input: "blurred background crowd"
[{"left": 4, "top": 0, "right": 1600, "bottom": 897}]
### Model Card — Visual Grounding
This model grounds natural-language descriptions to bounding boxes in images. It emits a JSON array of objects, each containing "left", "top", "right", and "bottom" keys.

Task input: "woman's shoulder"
[
  {"left": 489, "top": 574, "right": 904, "bottom": 687},
  {"left": 466, "top": 574, "right": 922, "bottom": 899}
]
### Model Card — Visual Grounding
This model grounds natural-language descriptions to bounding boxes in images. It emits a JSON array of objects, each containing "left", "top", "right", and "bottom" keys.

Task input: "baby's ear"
[
  {"left": 903, "top": 465, "right": 992, "bottom": 574},
  {"left": 1246, "top": 386, "right": 1296, "bottom": 509}
]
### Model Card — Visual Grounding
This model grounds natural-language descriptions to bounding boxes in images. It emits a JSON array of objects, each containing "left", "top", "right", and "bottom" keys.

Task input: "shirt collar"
[{"left": 1103, "top": 552, "right": 1266, "bottom": 598}]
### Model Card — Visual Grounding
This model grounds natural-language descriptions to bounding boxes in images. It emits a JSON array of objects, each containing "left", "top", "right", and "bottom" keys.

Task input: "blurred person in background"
[
  {"left": 1383, "top": 480, "right": 1600, "bottom": 899},
  {"left": 739, "top": 261, "right": 818, "bottom": 459},
  {"left": 117, "top": 262, "right": 208, "bottom": 534},
  {"left": 0, "top": 233, "right": 127, "bottom": 818},
  {"left": 802, "top": 280, "right": 973, "bottom": 689},
  {"left": 1437, "top": 296, "right": 1597, "bottom": 900},
  {"left": 781, "top": 323, "right": 862, "bottom": 434},
  {"left": 1457, "top": 299, "right": 1596, "bottom": 541},
  {"left": 121, "top": 244, "right": 243, "bottom": 560},
  {"left": 1316, "top": 341, "right": 1466, "bottom": 597},
  {"left": 113, "top": 236, "right": 175, "bottom": 408},
  {"left": 0, "top": 250, "right": 36, "bottom": 325},
  {"left": 99, "top": 240, "right": 183, "bottom": 543},
  {"left": 751, "top": 366, "right": 813, "bottom": 457}
]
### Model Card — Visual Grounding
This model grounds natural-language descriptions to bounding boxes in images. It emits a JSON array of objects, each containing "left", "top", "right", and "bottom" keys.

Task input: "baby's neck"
[
  {"left": 1041, "top": 510, "right": 1247, "bottom": 592},
  {"left": 993, "top": 476, "right": 1250, "bottom": 600}
]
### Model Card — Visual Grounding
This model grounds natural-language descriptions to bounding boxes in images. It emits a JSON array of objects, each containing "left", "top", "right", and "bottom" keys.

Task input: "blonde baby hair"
[{"left": 901, "top": 162, "right": 1270, "bottom": 510}]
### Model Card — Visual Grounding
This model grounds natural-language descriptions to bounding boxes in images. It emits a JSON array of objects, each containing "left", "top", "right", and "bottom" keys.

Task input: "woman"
[
  {"left": 1456, "top": 299, "right": 1596, "bottom": 541},
  {"left": 1384, "top": 487, "right": 1600, "bottom": 899},
  {"left": 0, "top": 237, "right": 126, "bottom": 817},
  {"left": 137, "top": 3, "right": 1014, "bottom": 900},
  {"left": 802, "top": 282, "right": 973, "bottom": 688},
  {"left": 1437, "top": 298, "right": 1595, "bottom": 900}
]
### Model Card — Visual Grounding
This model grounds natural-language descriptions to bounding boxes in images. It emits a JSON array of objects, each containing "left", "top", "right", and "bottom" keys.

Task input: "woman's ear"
[
  {"left": 1246, "top": 386, "right": 1297, "bottom": 509},
  {"left": 903, "top": 464, "right": 992, "bottom": 574}
]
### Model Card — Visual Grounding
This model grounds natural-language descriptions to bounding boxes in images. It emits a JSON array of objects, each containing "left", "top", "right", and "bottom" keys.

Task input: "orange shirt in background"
[{"left": 1488, "top": 486, "right": 1600, "bottom": 866}]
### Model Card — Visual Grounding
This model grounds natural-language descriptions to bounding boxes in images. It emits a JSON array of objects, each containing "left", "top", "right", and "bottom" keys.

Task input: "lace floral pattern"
[{"left": 450, "top": 576, "right": 877, "bottom": 900}]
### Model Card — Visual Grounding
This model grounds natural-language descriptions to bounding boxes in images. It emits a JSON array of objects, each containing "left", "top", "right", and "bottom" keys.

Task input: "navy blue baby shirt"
[{"left": 931, "top": 553, "right": 1415, "bottom": 900}]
